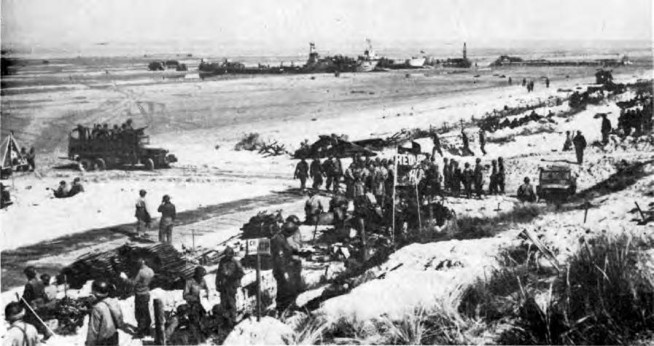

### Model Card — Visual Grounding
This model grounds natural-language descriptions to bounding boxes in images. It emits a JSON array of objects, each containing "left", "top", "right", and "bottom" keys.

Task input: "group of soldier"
[
  {"left": 618, "top": 94, "right": 653, "bottom": 137},
  {"left": 295, "top": 153, "right": 508, "bottom": 202},
  {"left": 8, "top": 247, "right": 245, "bottom": 346},
  {"left": 77, "top": 119, "right": 136, "bottom": 141}
]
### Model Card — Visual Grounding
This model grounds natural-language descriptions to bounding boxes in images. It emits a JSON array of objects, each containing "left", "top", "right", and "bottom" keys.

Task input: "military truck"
[
  {"left": 536, "top": 165, "right": 577, "bottom": 202},
  {"left": 67, "top": 126, "right": 177, "bottom": 171}
]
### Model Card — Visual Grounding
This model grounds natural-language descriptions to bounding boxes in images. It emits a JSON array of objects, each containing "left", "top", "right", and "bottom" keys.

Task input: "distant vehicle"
[
  {"left": 67, "top": 127, "right": 177, "bottom": 171},
  {"left": 537, "top": 165, "right": 577, "bottom": 202}
]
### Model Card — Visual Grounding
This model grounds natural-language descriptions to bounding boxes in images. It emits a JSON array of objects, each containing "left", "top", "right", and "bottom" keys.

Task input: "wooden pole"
[
  {"left": 415, "top": 183, "right": 422, "bottom": 232},
  {"left": 15, "top": 293, "right": 55, "bottom": 337},
  {"left": 583, "top": 202, "right": 589, "bottom": 223},
  {"left": 256, "top": 253, "right": 262, "bottom": 322},
  {"left": 192, "top": 229, "right": 196, "bottom": 253},
  {"left": 154, "top": 299, "right": 166, "bottom": 346},
  {"left": 392, "top": 159, "right": 397, "bottom": 248}
]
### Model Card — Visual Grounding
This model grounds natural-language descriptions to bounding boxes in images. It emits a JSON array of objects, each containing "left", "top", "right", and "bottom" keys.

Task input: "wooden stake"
[
  {"left": 392, "top": 160, "right": 397, "bottom": 248},
  {"left": 255, "top": 253, "right": 262, "bottom": 322},
  {"left": 192, "top": 229, "right": 196, "bottom": 253},
  {"left": 415, "top": 183, "right": 422, "bottom": 232},
  {"left": 583, "top": 202, "right": 589, "bottom": 223},
  {"left": 154, "top": 299, "right": 166, "bottom": 346}
]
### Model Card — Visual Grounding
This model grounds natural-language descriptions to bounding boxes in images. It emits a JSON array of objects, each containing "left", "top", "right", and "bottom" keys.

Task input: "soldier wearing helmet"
[
  {"left": 87, "top": 280, "right": 124, "bottom": 345},
  {"left": 271, "top": 215, "right": 304, "bottom": 313},
  {"left": 216, "top": 246, "right": 245, "bottom": 328},
  {"left": 473, "top": 157, "right": 484, "bottom": 199}
]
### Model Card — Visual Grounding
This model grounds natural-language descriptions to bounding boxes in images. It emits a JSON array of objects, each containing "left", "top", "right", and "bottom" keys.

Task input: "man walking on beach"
[
  {"left": 431, "top": 132, "right": 443, "bottom": 157},
  {"left": 478, "top": 129, "right": 487, "bottom": 155},
  {"left": 294, "top": 158, "right": 309, "bottom": 191},
  {"left": 310, "top": 157, "right": 324, "bottom": 190},
  {"left": 157, "top": 195, "right": 176, "bottom": 244},
  {"left": 135, "top": 189, "right": 151, "bottom": 238},
  {"left": 562, "top": 131, "right": 573, "bottom": 151},
  {"left": 573, "top": 131, "right": 587, "bottom": 164}
]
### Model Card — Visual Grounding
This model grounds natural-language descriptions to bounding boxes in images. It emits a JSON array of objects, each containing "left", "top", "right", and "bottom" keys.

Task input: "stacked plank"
[{"left": 60, "top": 243, "right": 197, "bottom": 296}]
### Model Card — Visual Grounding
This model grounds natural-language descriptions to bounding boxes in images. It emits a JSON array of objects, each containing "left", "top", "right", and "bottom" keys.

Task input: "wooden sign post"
[{"left": 246, "top": 238, "right": 271, "bottom": 321}]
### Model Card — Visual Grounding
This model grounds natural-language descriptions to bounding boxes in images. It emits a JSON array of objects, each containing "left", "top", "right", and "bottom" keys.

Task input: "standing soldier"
[
  {"left": 135, "top": 189, "right": 151, "bottom": 238},
  {"left": 371, "top": 158, "right": 387, "bottom": 205},
  {"left": 562, "top": 131, "right": 573, "bottom": 151},
  {"left": 86, "top": 280, "right": 124, "bottom": 346},
  {"left": 522, "top": 78, "right": 526, "bottom": 87},
  {"left": 322, "top": 156, "right": 336, "bottom": 192},
  {"left": 304, "top": 190, "right": 323, "bottom": 224},
  {"left": 489, "top": 159, "right": 499, "bottom": 195},
  {"left": 600, "top": 114, "right": 612, "bottom": 145},
  {"left": 157, "top": 195, "right": 176, "bottom": 244},
  {"left": 431, "top": 132, "right": 443, "bottom": 157},
  {"left": 21, "top": 266, "right": 52, "bottom": 340},
  {"left": 27, "top": 147, "right": 36, "bottom": 172},
  {"left": 309, "top": 157, "right": 324, "bottom": 190},
  {"left": 215, "top": 246, "right": 245, "bottom": 328},
  {"left": 463, "top": 162, "right": 474, "bottom": 199},
  {"left": 508, "top": 77, "right": 512, "bottom": 85},
  {"left": 294, "top": 158, "right": 309, "bottom": 191},
  {"left": 442, "top": 158, "right": 450, "bottom": 193},
  {"left": 271, "top": 216, "right": 303, "bottom": 313},
  {"left": 4, "top": 302, "right": 40, "bottom": 346},
  {"left": 545, "top": 77, "right": 550, "bottom": 88},
  {"left": 497, "top": 157, "right": 506, "bottom": 194},
  {"left": 479, "top": 129, "right": 487, "bottom": 155},
  {"left": 343, "top": 160, "right": 355, "bottom": 198},
  {"left": 573, "top": 131, "right": 587, "bottom": 164},
  {"left": 183, "top": 267, "right": 209, "bottom": 330},
  {"left": 461, "top": 129, "right": 471, "bottom": 155},
  {"left": 119, "top": 258, "right": 154, "bottom": 338},
  {"left": 473, "top": 158, "right": 484, "bottom": 198},
  {"left": 451, "top": 160, "right": 462, "bottom": 196},
  {"left": 333, "top": 156, "right": 343, "bottom": 193}
]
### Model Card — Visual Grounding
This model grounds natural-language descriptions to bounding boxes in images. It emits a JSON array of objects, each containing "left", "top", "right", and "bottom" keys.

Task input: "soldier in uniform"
[
  {"left": 309, "top": 157, "right": 324, "bottom": 190},
  {"left": 157, "top": 195, "right": 176, "bottom": 244},
  {"left": 304, "top": 190, "right": 323, "bottom": 225},
  {"left": 573, "top": 131, "right": 587, "bottom": 164},
  {"left": 463, "top": 162, "right": 474, "bottom": 199},
  {"left": 473, "top": 158, "right": 484, "bottom": 199},
  {"left": 294, "top": 158, "right": 309, "bottom": 191},
  {"left": 479, "top": 129, "right": 487, "bottom": 155},
  {"left": 497, "top": 157, "right": 506, "bottom": 194},
  {"left": 442, "top": 158, "right": 450, "bottom": 193},
  {"left": 135, "top": 189, "right": 151, "bottom": 238},
  {"left": 4, "top": 302, "right": 40, "bottom": 346},
  {"left": 271, "top": 216, "right": 303, "bottom": 313},
  {"left": 322, "top": 156, "right": 336, "bottom": 192},
  {"left": 86, "top": 280, "right": 124, "bottom": 346},
  {"left": 215, "top": 246, "right": 245, "bottom": 328}
]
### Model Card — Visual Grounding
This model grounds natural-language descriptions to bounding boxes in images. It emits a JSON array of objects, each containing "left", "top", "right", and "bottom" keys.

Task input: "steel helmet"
[{"left": 92, "top": 280, "right": 110, "bottom": 298}]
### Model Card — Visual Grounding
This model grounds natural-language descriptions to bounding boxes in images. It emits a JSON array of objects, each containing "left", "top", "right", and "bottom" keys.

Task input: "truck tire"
[
  {"left": 79, "top": 158, "right": 94, "bottom": 171},
  {"left": 95, "top": 158, "right": 106, "bottom": 171},
  {"left": 145, "top": 158, "right": 155, "bottom": 171}
]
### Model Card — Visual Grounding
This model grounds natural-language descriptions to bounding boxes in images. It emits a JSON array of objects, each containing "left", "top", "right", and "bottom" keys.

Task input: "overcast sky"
[{"left": 2, "top": 0, "right": 652, "bottom": 49}]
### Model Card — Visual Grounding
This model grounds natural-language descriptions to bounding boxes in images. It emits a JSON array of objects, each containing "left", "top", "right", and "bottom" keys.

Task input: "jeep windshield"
[{"left": 540, "top": 170, "right": 571, "bottom": 184}]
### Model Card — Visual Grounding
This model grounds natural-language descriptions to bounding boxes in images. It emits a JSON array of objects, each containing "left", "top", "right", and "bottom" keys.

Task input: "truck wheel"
[
  {"left": 79, "top": 158, "right": 94, "bottom": 171},
  {"left": 145, "top": 158, "right": 155, "bottom": 171},
  {"left": 95, "top": 158, "right": 106, "bottom": 171}
]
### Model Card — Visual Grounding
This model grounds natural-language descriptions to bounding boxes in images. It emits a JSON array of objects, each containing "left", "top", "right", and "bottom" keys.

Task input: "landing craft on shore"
[{"left": 355, "top": 39, "right": 380, "bottom": 72}]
